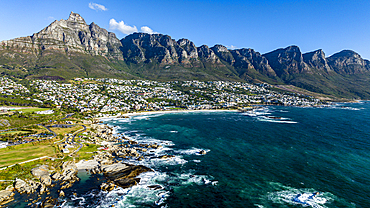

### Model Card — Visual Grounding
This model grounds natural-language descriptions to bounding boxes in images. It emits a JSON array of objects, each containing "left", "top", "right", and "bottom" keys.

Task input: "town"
[{"left": 2, "top": 77, "right": 322, "bottom": 114}]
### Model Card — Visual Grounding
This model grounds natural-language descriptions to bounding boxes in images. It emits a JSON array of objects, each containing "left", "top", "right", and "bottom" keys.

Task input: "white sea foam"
[
  {"left": 266, "top": 184, "right": 333, "bottom": 208},
  {"left": 174, "top": 147, "right": 210, "bottom": 155},
  {"left": 257, "top": 117, "right": 298, "bottom": 124},
  {"left": 132, "top": 113, "right": 164, "bottom": 120}
]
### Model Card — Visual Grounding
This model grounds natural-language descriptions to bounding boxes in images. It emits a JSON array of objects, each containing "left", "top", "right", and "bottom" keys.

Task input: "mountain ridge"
[{"left": 1, "top": 12, "right": 370, "bottom": 99}]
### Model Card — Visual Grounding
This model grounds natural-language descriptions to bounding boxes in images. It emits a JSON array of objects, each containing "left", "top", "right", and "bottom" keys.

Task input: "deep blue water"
[
  {"left": 103, "top": 102, "right": 370, "bottom": 208},
  {"left": 19, "top": 102, "right": 368, "bottom": 208}
]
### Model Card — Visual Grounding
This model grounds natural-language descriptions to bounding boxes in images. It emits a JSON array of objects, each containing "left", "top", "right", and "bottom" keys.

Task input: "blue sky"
[{"left": 1, "top": 0, "right": 369, "bottom": 59}]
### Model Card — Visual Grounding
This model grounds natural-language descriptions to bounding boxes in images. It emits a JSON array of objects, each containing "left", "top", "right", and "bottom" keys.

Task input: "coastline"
[{"left": 99, "top": 109, "right": 238, "bottom": 120}]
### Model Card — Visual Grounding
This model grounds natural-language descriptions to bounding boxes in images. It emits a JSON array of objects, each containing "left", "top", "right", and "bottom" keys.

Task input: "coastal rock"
[
  {"left": 147, "top": 185, "right": 164, "bottom": 190},
  {"left": 60, "top": 161, "right": 78, "bottom": 181},
  {"left": 41, "top": 197, "right": 57, "bottom": 208},
  {"left": 158, "top": 155, "right": 175, "bottom": 159},
  {"left": 0, "top": 189, "right": 15, "bottom": 205},
  {"left": 114, "top": 178, "right": 140, "bottom": 189},
  {"left": 100, "top": 182, "right": 115, "bottom": 192},
  {"left": 101, "top": 163, "right": 129, "bottom": 173},
  {"left": 40, "top": 174, "right": 52, "bottom": 186},
  {"left": 39, "top": 184, "right": 48, "bottom": 195},
  {"left": 31, "top": 165, "right": 52, "bottom": 186},
  {"left": 14, "top": 178, "right": 33, "bottom": 194},
  {"left": 51, "top": 172, "right": 61, "bottom": 180},
  {"left": 59, "top": 190, "right": 65, "bottom": 197},
  {"left": 28, "top": 180, "right": 41, "bottom": 192},
  {"left": 31, "top": 165, "right": 50, "bottom": 178},
  {"left": 198, "top": 150, "right": 207, "bottom": 155},
  {"left": 106, "top": 165, "right": 152, "bottom": 180}
]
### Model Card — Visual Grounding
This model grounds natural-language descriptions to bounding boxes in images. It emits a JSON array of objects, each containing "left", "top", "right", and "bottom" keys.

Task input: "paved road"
[
  {"left": 67, "top": 125, "right": 87, "bottom": 156},
  {"left": 41, "top": 124, "right": 57, "bottom": 138},
  {"left": 62, "top": 113, "right": 74, "bottom": 120}
]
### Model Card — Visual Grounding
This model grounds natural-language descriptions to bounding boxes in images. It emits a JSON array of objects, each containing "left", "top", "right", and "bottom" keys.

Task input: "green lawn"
[
  {"left": 13, "top": 107, "right": 51, "bottom": 113},
  {"left": 75, "top": 144, "right": 98, "bottom": 160},
  {"left": 0, "top": 130, "right": 31, "bottom": 135},
  {"left": 0, "top": 141, "right": 57, "bottom": 168}
]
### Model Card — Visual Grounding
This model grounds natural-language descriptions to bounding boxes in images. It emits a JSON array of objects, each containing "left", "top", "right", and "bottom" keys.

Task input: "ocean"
[{"left": 7, "top": 102, "right": 370, "bottom": 207}]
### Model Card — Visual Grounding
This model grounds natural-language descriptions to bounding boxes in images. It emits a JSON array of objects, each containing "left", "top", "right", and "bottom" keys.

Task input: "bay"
[{"left": 102, "top": 102, "right": 370, "bottom": 207}]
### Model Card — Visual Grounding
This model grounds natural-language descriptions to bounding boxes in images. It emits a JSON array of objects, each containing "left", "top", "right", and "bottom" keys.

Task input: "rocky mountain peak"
[
  {"left": 197, "top": 45, "right": 221, "bottom": 64},
  {"left": 329, "top": 50, "right": 361, "bottom": 59},
  {"left": 67, "top": 11, "right": 86, "bottom": 23},
  {"left": 327, "top": 50, "right": 369, "bottom": 74},
  {"left": 263, "top": 45, "right": 309, "bottom": 78},
  {"left": 211, "top": 45, "right": 234, "bottom": 64},
  {"left": 0, "top": 12, "right": 122, "bottom": 59},
  {"left": 303, "top": 49, "right": 331, "bottom": 72}
]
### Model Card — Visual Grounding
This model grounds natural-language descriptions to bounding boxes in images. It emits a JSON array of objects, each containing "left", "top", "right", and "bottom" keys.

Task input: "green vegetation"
[
  {"left": 0, "top": 95, "right": 40, "bottom": 106},
  {"left": 49, "top": 125, "right": 83, "bottom": 135},
  {"left": 0, "top": 139, "right": 58, "bottom": 168},
  {"left": 12, "top": 107, "right": 50, "bottom": 113},
  {"left": 75, "top": 144, "right": 98, "bottom": 160},
  {"left": 0, "top": 111, "right": 59, "bottom": 130},
  {"left": 0, "top": 157, "right": 68, "bottom": 190}
]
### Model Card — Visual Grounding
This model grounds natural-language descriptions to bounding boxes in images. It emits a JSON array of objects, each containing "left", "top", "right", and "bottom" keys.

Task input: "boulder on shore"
[
  {"left": 114, "top": 178, "right": 140, "bottom": 189},
  {"left": 101, "top": 163, "right": 129, "bottom": 173},
  {"left": 0, "top": 189, "right": 15, "bottom": 205},
  {"left": 105, "top": 165, "right": 152, "bottom": 181},
  {"left": 51, "top": 172, "right": 61, "bottom": 181},
  {"left": 31, "top": 165, "right": 50, "bottom": 178},
  {"left": 31, "top": 165, "right": 53, "bottom": 186},
  {"left": 59, "top": 190, "right": 65, "bottom": 198},
  {"left": 14, "top": 178, "right": 33, "bottom": 194},
  {"left": 40, "top": 175, "right": 52, "bottom": 186}
]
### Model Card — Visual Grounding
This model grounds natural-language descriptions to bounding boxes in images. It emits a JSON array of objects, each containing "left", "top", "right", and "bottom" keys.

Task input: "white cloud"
[
  {"left": 89, "top": 2, "right": 108, "bottom": 11},
  {"left": 109, "top": 19, "right": 158, "bottom": 35},
  {"left": 228, "top": 45, "right": 238, "bottom": 50},
  {"left": 109, "top": 19, "right": 138, "bottom": 34},
  {"left": 140, "top": 26, "right": 158, "bottom": 34}
]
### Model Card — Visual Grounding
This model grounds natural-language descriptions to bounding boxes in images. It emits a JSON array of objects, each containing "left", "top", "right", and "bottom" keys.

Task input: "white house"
[{"left": 0, "top": 141, "right": 9, "bottom": 148}]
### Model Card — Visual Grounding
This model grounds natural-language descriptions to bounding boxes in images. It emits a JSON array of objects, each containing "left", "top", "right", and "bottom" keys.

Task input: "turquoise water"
[
  {"left": 103, "top": 102, "right": 370, "bottom": 208},
  {"left": 9, "top": 102, "right": 368, "bottom": 207}
]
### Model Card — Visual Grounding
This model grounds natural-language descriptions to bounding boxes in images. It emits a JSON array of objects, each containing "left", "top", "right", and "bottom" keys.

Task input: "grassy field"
[
  {"left": 75, "top": 144, "right": 98, "bottom": 160},
  {"left": 50, "top": 125, "right": 84, "bottom": 135},
  {"left": 0, "top": 130, "right": 31, "bottom": 135},
  {"left": 0, "top": 140, "right": 58, "bottom": 168},
  {"left": 12, "top": 107, "right": 51, "bottom": 113}
]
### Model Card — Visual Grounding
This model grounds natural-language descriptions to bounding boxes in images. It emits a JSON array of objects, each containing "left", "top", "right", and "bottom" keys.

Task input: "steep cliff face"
[
  {"left": 263, "top": 46, "right": 310, "bottom": 78},
  {"left": 327, "top": 50, "right": 370, "bottom": 74},
  {"left": 211, "top": 45, "right": 235, "bottom": 64},
  {"left": 231, "top": 48, "right": 276, "bottom": 77},
  {"left": 0, "top": 12, "right": 123, "bottom": 59},
  {"left": 303, "top": 49, "right": 331, "bottom": 72},
  {"left": 120, "top": 33, "right": 181, "bottom": 64},
  {"left": 120, "top": 33, "right": 225, "bottom": 67},
  {"left": 197, "top": 45, "right": 221, "bottom": 64}
]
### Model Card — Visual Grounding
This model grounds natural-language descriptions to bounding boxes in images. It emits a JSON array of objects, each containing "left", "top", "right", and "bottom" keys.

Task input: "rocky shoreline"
[{"left": 0, "top": 122, "right": 188, "bottom": 207}]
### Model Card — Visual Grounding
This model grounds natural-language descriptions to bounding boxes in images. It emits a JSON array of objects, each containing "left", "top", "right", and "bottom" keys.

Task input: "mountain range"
[{"left": 1, "top": 12, "right": 370, "bottom": 99}]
